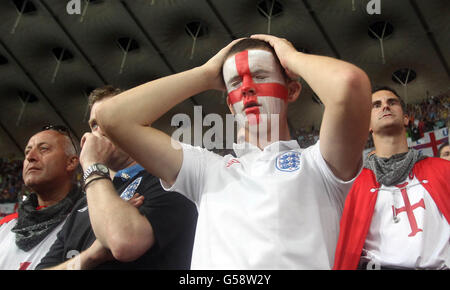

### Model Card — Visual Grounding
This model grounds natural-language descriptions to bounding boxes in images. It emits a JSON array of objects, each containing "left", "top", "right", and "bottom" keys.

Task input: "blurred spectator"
[
  {"left": 437, "top": 142, "right": 450, "bottom": 161},
  {"left": 405, "top": 92, "right": 449, "bottom": 141},
  {"left": 0, "top": 158, "right": 27, "bottom": 204},
  {"left": 295, "top": 127, "right": 320, "bottom": 148}
]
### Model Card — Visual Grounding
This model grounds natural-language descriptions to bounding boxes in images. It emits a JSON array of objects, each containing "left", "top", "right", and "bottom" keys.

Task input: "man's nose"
[
  {"left": 25, "top": 147, "right": 38, "bottom": 162},
  {"left": 241, "top": 75, "right": 256, "bottom": 97},
  {"left": 382, "top": 102, "right": 391, "bottom": 111}
]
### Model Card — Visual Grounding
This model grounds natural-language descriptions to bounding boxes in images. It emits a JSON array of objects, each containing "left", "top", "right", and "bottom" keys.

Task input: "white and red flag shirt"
[
  {"left": 333, "top": 157, "right": 450, "bottom": 270},
  {"left": 0, "top": 213, "right": 66, "bottom": 270},
  {"left": 363, "top": 174, "right": 450, "bottom": 269}
]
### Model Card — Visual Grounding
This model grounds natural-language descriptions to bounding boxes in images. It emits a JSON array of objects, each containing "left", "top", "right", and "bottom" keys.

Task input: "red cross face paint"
[{"left": 223, "top": 49, "right": 288, "bottom": 126}]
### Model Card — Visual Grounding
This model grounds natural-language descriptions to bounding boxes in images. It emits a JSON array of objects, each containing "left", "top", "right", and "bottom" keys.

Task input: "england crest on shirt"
[
  {"left": 275, "top": 151, "right": 301, "bottom": 172},
  {"left": 120, "top": 177, "right": 142, "bottom": 201}
]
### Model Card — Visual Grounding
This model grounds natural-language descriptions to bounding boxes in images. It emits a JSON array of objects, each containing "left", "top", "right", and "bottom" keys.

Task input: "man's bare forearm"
[
  {"left": 249, "top": 34, "right": 371, "bottom": 180},
  {"left": 43, "top": 246, "right": 102, "bottom": 270},
  {"left": 288, "top": 51, "right": 370, "bottom": 106},
  {"left": 84, "top": 178, "right": 154, "bottom": 262},
  {"left": 97, "top": 66, "right": 211, "bottom": 133}
]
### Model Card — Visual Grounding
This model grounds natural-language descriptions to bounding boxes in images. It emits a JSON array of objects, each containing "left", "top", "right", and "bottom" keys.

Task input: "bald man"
[{"left": 0, "top": 126, "right": 82, "bottom": 270}]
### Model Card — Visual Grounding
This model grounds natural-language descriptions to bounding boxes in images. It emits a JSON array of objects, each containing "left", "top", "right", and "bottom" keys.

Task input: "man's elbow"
[
  {"left": 343, "top": 67, "right": 370, "bottom": 88},
  {"left": 337, "top": 68, "right": 371, "bottom": 104},
  {"left": 111, "top": 246, "right": 144, "bottom": 263},
  {"left": 109, "top": 233, "right": 155, "bottom": 262},
  {"left": 96, "top": 103, "right": 117, "bottom": 135}
]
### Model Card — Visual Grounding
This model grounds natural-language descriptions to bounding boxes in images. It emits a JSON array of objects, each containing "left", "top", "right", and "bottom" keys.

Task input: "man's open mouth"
[
  {"left": 243, "top": 101, "right": 261, "bottom": 115},
  {"left": 243, "top": 101, "right": 260, "bottom": 110}
]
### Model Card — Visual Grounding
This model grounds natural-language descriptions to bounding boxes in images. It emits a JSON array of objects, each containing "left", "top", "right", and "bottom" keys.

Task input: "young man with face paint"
[
  {"left": 224, "top": 49, "right": 287, "bottom": 125},
  {"left": 96, "top": 35, "right": 372, "bottom": 269}
]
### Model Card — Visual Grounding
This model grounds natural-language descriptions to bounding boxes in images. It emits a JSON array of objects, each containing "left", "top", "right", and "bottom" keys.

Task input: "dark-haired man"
[
  {"left": 334, "top": 87, "right": 450, "bottom": 270},
  {"left": 96, "top": 35, "right": 372, "bottom": 269}
]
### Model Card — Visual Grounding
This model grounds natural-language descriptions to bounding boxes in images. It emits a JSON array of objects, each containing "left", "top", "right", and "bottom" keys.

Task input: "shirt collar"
[
  {"left": 232, "top": 140, "right": 300, "bottom": 157},
  {"left": 114, "top": 164, "right": 145, "bottom": 181}
]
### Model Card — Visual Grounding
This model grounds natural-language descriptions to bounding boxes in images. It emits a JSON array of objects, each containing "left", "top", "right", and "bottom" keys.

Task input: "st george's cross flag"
[{"left": 408, "top": 127, "right": 448, "bottom": 157}]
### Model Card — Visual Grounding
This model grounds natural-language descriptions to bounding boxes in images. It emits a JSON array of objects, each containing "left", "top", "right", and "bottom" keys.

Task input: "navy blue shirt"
[{"left": 36, "top": 166, "right": 197, "bottom": 269}]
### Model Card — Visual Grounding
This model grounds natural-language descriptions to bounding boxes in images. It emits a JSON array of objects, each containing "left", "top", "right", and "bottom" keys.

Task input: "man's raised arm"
[
  {"left": 252, "top": 34, "right": 371, "bottom": 181},
  {"left": 96, "top": 40, "right": 240, "bottom": 186}
]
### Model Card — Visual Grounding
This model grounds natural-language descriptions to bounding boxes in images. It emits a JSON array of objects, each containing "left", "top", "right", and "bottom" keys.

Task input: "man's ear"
[
  {"left": 287, "top": 80, "right": 301, "bottom": 103},
  {"left": 66, "top": 156, "right": 79, "bottom": 172},
  {"left": 403, "top": 114, "right": 409, "bottom": 127}
]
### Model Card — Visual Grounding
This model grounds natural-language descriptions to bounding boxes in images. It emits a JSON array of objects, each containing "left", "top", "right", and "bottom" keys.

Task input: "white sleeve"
[
  {"left": 160, "top": 142, "right": 219, "bottom": 205},
  {"left": 307, "top": 140, "right": 362, "bottom": 205}
]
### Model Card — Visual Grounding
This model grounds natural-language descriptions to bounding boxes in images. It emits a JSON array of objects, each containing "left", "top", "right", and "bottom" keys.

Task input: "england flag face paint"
[{"left": 222, "top": 49, "right": 288, "bottom": 126}]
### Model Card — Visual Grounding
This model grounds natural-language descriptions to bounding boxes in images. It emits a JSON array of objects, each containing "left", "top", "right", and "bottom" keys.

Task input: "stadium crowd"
[
  {"left": 294, "top": 92, "right": 449, "bottom": 148},
  {"left": 405, "top": 93, "right": 449, "bottom": 141},
  {"left": 0, "top": 158, "right": 25, "bottom": 204}
]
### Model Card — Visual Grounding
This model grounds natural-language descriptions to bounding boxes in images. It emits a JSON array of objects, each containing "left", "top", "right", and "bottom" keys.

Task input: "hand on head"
[
  {"left": 250, "top": 34, "right": 300, "bottom": 79},
  {"left": 201, "top": 38, "right": 244, "bottom": 91}
]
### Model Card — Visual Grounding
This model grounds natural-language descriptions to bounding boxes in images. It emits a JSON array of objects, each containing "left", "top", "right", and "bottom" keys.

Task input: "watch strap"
[{"left": 83, "top": 163, "right": 109, "bottom": 182}]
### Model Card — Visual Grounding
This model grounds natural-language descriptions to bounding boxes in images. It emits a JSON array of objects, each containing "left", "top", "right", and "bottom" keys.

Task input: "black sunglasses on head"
[{"left": 41, "top": 125, "right": 78, "bottom": 154}]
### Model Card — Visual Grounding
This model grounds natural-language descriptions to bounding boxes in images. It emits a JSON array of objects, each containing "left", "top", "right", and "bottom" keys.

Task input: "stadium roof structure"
[{"left": 0, "top": 0, "right": 448, "bottom": 159}]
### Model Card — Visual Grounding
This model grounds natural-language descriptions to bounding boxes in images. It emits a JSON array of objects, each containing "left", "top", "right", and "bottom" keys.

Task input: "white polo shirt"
[{"left": 163, "top": 140, "right": 357, "bottom": 269}]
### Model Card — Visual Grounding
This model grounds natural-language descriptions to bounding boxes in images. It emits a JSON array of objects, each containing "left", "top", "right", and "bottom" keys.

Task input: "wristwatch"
[{"left": 83, "top": 163, "right": 110, "bottom": 182}]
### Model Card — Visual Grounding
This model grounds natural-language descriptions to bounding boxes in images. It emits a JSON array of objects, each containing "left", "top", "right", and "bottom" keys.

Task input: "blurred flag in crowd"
[{"left": 408, "top": 127, "right": 449, "bottom": 157}]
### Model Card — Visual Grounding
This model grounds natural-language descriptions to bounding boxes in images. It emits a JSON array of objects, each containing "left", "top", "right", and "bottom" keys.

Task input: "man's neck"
[
  {"left": 240, "top": 119, "right": 292, "bottom": 150},
  {"left": 110, "top": 160, "right": 138, "bottom": 179},
  {"left": 36, "top": 180, "right": 73, "bottom": 207},
  {"left": 109, "top": 157, "right": 137, "bottom": 176},
  {"left": 373, "top": 132, "right": 409, "bottom": 158}
]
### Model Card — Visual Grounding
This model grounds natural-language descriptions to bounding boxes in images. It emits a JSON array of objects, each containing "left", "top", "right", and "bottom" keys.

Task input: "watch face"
[{"left": 97, "top": 164, "right": 109, "bottom": 174}]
